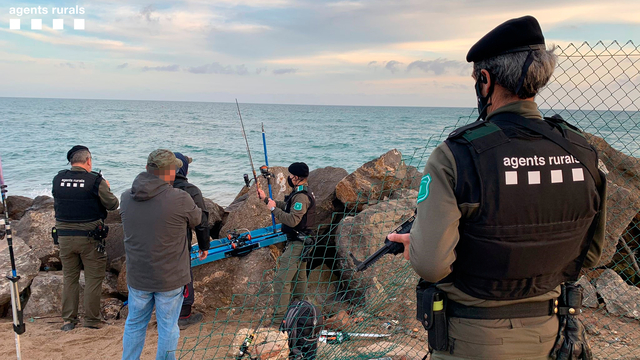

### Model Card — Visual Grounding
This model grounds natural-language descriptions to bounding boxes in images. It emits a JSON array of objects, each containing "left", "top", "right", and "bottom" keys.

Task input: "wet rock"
[
  {"left": 192, "top": 247, "right": 277, "bottom": 311},
  {"left": 307, "top": 166, "right": 348, "bottom": 234},
  {"left": 595, "top": 269, "right": 640, "bottom": 319},
  {"left": 221, "top": 166, "right": 292, "bottom": 236},
  {"left": 101, "top": 297, "right": 124, "bottom": 320},
  {"left": 334, "top": 197, "right": 417, "bottom": 305},
  {"left": 230, "top": 327, "right": 288, "bottom": 360},
  {"left": 29, "top": 195, "right": 54, "bottom": 212},
  {"left": 596, "top": 181, "right": 640, "bottom": 267},
  {"left": 576, "top": 276, "right": 598, "bottom": 308},
  {"left": 0, "top": 236, "right": 41, "bottom": 307},
  {"left": 2, "top": 195, "right": 34, "bottom": 220},
  {"left": 13, "top": 207, "right": 58, "bottom": 266},
  {"left": 336, "top": 149, "right": 409, "bottom": 212}
]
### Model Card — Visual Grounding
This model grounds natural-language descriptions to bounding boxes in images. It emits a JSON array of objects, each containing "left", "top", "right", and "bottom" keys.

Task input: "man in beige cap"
[{"left": 120, "top": 149, "right": 202, "bottom": 360}]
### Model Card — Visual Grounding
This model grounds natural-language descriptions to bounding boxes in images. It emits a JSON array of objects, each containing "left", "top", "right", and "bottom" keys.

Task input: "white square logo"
[
  {"left": 80, "top": 183, "right": 85, "bottom": 188},
  {"left": 53, "top": 19, "right": 64, "bottom": 30},
  {"left": 572, "top": 168, "right": 584, "bottom": 182},
  {"left": 74, "top": 19, "right": 85, "bottom": 30},
  {"left": 31, "top": 19, "right": 42, "bottom": 30},
  {"left": 505, "top": 171, "right": 518, "bottom": 185},
  {"left": 73, "top": 183, "right": 78, "bottom": 187},
  {"left": 10, "top": 19, "right": 20, "bottom": 30},
  {"left": 551, "top": 170, "right": 563, "bottom": 183},
  {"left": 528, "top": 171, "right": 541, "bottom": 185}
]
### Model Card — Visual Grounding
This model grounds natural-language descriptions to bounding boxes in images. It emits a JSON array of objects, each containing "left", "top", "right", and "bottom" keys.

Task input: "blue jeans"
[{"left": 122, "top": 286, "right": 184, "bottom": 360}]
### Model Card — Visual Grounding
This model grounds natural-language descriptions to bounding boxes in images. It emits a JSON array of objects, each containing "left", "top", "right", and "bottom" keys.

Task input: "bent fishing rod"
[
  {"left": 0, "top": 156, "right": 25, "bottom": 360},
  {"left": 235, "top": 99, "right": 260, "bottom": 197}
]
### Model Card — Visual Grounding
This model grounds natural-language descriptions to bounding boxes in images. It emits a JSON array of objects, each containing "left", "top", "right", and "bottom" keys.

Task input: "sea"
[{"left": 1, "top": 97, "right": 638, "bottom": 207}]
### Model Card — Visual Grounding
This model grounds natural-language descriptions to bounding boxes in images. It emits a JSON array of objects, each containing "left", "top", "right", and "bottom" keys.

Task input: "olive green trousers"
[
  {"left": 272, "top": 242, "right": 307, "bottom": 323},
  {"left": 59, "top": 235, "right": 106, "bottom": 327}
]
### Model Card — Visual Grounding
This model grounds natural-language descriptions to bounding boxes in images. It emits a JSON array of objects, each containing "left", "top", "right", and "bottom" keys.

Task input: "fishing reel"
[
  {"left": 227, "top": 228, "right": 252, "bottom": 249},
  {"left": 243, "top": 174, "right": 253, "bottom": 188},
  {"left": 259, "top": 165, "right": 272, "bottom": 179}
]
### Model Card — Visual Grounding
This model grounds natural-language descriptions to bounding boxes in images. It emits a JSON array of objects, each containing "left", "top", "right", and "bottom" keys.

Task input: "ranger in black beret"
[
  {"left": 257, "top": 161, "right": 316, "bottom": 324},
  {"left": 389, "top": 14, "right": 604, "bottom": 360}
]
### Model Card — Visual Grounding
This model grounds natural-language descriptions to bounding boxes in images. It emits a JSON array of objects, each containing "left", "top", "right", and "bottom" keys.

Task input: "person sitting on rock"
[
  {"left": 52, "top": 145, "right": 119, "bottom": 331},
  {"left": 120, "top": 149, "right": 202, "bottom": 360},
  {"left": 257, "top": 162, "right": 316, "bottom": 325},
  {"left": 172, "top": 152, "right": 209, "bottom": 330}
]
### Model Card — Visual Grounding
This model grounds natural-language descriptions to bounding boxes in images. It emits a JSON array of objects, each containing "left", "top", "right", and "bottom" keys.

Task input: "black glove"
[{"left": 550, "top": 283, "right": 593, "bottom": 360}]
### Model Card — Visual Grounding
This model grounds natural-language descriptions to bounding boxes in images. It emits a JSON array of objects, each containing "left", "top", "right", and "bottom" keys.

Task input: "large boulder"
[
  {"left": 597, "top": 180, "right": 640, "bottom": 267},
  {"left": 0, "top": 236, "right": 41, "bottom": 307},
  {"left": 117, "top": 260, "right": 128, "bottom": 297},
  {"left": 221, "top": 166, "right": 292, "bottom": 236},
  {"left": 334, "top": 196, "right": 417, "bottom": 305},
  {"left": 105, "top": 223, "right": 125, "bottom": 273},
  {"left": 336, "top": 149, "right": 409, "bottom": 212},
  {"left": 307, "top": 166, "right": 348, "bottom": 234},
  {"left": 2, "top": 195, "right": 34, "bottom": 220},
  {"left": 13, "top": 207, "right": 58, "bottom": 266},
  {"left": 595, "top": 269, "right": 640, "bottom": 319},
  {"left": 23, "top": 271, "right": 69, "bottom": 317},
  {"left": 576, "top": 275, "right": 598, "bottom": 308},
  {"left": 586, "top": 133, "right": 640, "bottom": 192},
  {"left": 192, "top": 247, "right": 278, "bottom": 311},
  {"left": 229, "top": 327, "right": 288, "bottom": 359}
]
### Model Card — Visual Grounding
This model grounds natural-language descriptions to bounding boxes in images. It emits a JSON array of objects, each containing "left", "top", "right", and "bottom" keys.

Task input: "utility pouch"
[
  {"left": 90, "top": 224, "right": 109, "bottom": 254},
  {"left": 550, "top": 282, "right": 593, "bottom": 360},
  {"left": 416, "top": 279, "right": 449, "bottom": 352},
  {"left": 51, "top": 227, "right": 59, "bottom": 245}
]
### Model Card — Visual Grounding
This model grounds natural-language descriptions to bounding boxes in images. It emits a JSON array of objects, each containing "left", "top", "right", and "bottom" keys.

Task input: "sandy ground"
[{"left": 1, "top": 307, "right": 639, "bottom": 360}]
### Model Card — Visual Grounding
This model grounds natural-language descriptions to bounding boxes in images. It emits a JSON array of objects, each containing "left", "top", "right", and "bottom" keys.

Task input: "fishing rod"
[
  {"left": 235, "top": 99, "right": 260, "bottom": 197},
  {"left": 261, "top": 123, "right": 277, "bottom": 233},
  {"left": 0, "top": 156, "right": 25, "bottom": 360}
]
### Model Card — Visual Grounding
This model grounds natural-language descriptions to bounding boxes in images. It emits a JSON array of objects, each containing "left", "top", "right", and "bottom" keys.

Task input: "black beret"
[
  {"left": 288, "top": 162, "right": 309, "bottom": 178},
  {"left": 466, "top": 15, "right": 545, "bottom": 63},
  {"left": 67, "top": 145, "right": 90, "bottom": 162}
]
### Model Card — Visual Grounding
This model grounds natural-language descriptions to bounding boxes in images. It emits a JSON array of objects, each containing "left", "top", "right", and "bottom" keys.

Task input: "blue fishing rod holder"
[{"left": 190, "top": 224, "right": 287, "bottom": 267}]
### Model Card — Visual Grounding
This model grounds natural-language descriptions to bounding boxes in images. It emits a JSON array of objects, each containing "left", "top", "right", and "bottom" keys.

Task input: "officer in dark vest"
[
  {"left": 172, "top": 152, "right": 210, "bottom": 329},
  {"left": 389, "top": 16, "right": 607, "bottom": 359},
  {"left": 257, "top": 162, "right": 316, "bottom": 324},
  {"left": 52, "top": 145, "right": 119, "bottom": 331}
]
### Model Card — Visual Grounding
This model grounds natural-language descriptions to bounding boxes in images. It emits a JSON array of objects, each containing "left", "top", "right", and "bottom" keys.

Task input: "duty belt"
[
  {"left": 447, "top": 299, "right": 557, "bottom": 319},
  {"left": 55, "top": 229, "right": 92, "bottom": 237}
]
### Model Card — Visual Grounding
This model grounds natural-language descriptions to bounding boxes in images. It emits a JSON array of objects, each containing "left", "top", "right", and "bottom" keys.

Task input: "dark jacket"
[
  {"left": 173, "top": 174, "right": 210, "bottom": 251},
  {"left": 120, "top": 172, "right": 202, "bottom": 292}
]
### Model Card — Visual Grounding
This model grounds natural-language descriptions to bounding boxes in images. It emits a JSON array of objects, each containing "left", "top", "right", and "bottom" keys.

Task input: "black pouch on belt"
[
  {"left": 51, "top": 227, "right": 59, "bottom": 245},
  {"left": 416, "top": 279, "right": 449, "bottom": 352}
]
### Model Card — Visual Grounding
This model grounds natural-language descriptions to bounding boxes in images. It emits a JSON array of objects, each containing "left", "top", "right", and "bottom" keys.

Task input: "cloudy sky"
[{"left": 1, "top": 0, "right": 640, "bottom": 107}]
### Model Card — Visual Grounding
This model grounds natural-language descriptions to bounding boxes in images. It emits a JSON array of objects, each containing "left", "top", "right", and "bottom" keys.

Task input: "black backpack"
[{"left": 279, "top": 300, "right": 324, "bottom": 360}]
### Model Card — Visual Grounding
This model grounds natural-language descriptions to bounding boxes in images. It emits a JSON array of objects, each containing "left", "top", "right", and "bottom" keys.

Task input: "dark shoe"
[
  {"left": 61, "top": 322, "right": 76, "bottom": 331},
  {"left": 178, "top": 312, "right": 203, "bottom": 330},
  {"left": 84, "top": 323, "right": 104, "bottom": 329}
]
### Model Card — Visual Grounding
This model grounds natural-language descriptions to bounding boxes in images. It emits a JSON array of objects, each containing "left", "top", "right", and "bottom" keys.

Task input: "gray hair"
[
  {"left": 473, "top": 46, "right": 557, "bottom": 99},
  {"left": 70, "top": 149, "right": 91, "bottom": 164}
]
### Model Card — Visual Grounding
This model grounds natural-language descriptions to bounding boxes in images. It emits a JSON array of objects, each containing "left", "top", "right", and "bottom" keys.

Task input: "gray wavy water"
[{"left": 0, "top": 98, "right": 475, "bottom": 206}]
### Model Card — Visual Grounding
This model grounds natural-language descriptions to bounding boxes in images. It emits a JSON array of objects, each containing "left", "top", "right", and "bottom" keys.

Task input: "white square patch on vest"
[
  {"left": 528, "top": 171, "right": 541, "bottom": 185},
  {"left": 66, "top": 183, "right": 72, "bottom": 187},
  {"left": 551, "top": 170, "right": 563, "bottom": 183},
  {"left": 73, "top": 183, "right": 78, "bottom": 187},
  {"left": 505, "top": 171, "right": 518, "bottom": 185},
  {"left": 572, "top": 168, "right": 584, "bottom": 182},
  {"left": 80, "top": 183, "right": 85, "bottom": 188}
]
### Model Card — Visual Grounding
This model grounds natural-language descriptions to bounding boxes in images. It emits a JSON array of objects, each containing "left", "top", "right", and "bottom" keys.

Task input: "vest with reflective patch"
[
  {"left": 282, "top": 185, "right": 317, "bottom": 236},
  {"left": 444, "top": 113, "right": 602, "bottom": 300},
  {"left": 52, "top": 170, "right": 107, "bottom": 222}
]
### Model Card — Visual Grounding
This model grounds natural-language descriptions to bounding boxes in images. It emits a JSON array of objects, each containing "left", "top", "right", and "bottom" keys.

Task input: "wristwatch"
[{"left": 270, "top": 206, "right": 275, "bottom": 212}]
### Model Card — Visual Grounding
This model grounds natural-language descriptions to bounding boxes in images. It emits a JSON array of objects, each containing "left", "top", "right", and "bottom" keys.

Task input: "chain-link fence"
[{"left": 173, "top": 41, "right": 640, "bottom": 360}]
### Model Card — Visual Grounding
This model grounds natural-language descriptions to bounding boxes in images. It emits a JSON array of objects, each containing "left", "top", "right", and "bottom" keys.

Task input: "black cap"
[
  {"left": 288, "top": 162, "right": 309, "bottom": 178},
  {"left": 67, "top": 145, "right": 90, "bottom": 162},
  {"left": 466, "top": 15, "right": 545, "bottom": 63}
]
